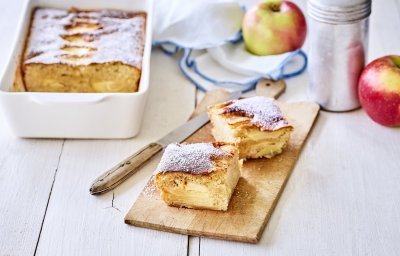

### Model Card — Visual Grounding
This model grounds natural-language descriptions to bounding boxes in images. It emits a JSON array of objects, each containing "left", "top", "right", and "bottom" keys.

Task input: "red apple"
[
  {"left": 242, "top": 0, "right": 307, "bottom": 56},
  {"left": 359, "top": 56, "right": 400, "bottom": 127}
]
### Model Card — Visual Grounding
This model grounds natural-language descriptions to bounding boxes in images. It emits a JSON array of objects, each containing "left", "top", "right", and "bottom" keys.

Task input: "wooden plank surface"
[
  {"left": 0, "top": 128, "right": 64, "bottom": 256},
  {"left": 125, "top": 101, "right": 320, "bottom": 243}
]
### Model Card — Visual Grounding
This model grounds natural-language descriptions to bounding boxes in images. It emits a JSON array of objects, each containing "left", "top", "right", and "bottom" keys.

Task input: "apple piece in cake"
[
  {"left": 208, "top": 96, "right": 293, "bottom": 159},
  {"left": 154, "top": 142, "right": 241, "bottom": 211}
]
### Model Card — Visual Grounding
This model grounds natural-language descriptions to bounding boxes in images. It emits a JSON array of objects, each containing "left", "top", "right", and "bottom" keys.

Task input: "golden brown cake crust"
[
  {"left": 24, "top": 7, "right": 146, "bottom": 67},
  {"left": 209, "top": 96, "right": 293, "bottom": 132}
]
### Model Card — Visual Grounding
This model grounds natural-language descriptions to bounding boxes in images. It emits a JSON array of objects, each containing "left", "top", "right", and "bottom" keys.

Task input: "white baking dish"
[{"left": 0, "top": 0, "right": 153, "bottom": 138}]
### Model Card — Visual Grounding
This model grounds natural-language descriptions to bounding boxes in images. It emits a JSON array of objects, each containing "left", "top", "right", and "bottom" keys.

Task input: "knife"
[{"left": 89, "top": 91, "right": 242, "bottom": 195}]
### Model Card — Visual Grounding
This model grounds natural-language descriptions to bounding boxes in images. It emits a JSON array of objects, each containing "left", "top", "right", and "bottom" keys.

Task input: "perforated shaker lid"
[{"left": 308, "top": 0, "right": 371, "bottom": 24}]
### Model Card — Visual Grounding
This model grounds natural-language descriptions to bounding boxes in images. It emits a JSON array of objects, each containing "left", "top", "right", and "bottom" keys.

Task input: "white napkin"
[
  {"left": 153, "top": 0, "right": 307, "bottom": 92},
  {"left": 153, "top": 0, "right": 243, "bottom": 48}
]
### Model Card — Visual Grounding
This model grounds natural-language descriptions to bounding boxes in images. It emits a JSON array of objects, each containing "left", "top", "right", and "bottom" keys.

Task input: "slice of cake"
[
  {"left": 22, "top": 8, "right": 146, "bottom": 92},
  {"left": 154, "top": 142, "right": 241, "bottom": 211},
  {"left": 208, "top": 96, "right": 293, "bottom": 159}
]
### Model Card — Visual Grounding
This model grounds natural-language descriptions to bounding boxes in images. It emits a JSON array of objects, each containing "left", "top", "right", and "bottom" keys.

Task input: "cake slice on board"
[
  {"left": 155, "top": 142, "right": 241, "bottom": 211},
  {"left": 208, "top": 96, "right": 293, "bottom": 159}
]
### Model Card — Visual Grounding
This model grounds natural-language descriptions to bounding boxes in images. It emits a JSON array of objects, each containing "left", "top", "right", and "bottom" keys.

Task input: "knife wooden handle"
[
  {"left": 89, "top": 142, "right": 163, "bottom": 195},
  {"left": 189, "top": 89, "right": 231, "bottom": 119},
  {"left": 255, "top": 79, "right": 286, "bottom": 99}
]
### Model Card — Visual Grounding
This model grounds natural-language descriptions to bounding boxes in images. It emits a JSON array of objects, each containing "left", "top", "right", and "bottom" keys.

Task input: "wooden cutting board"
[{"left": 125, "top": 82, "right": 319, "bottom": 243}]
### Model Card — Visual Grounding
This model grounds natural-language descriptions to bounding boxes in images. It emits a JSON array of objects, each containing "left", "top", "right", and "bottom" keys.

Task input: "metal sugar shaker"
[{"left": 307, "top": 0, "right": 371, "bottom": 111}]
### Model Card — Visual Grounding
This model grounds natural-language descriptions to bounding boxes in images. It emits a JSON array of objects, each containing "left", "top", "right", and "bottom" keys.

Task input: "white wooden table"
[{"left": 1, "top": 0, "right": 400, "bottom": 255}]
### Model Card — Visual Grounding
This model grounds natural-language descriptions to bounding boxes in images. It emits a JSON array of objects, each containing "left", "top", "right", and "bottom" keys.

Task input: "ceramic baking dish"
[{"left": 0, "top": 0, "right": 153, "bottom": 138}]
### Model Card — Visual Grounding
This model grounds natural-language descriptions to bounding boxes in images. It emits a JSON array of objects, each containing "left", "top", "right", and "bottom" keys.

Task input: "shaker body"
[{"left": 307, "top": 0, "right": 370, "bottom": 112}]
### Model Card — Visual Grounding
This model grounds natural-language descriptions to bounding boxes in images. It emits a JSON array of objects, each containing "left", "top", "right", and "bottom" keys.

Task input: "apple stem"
[
  {"left": 270, "top": 4, "right": 280, "bottom": 12},
  {"left": 260, "top": 1, "right": 281, "bottom": 12},
  {"left": 393, "top": 57, "right": 400, "bottom": 68}
]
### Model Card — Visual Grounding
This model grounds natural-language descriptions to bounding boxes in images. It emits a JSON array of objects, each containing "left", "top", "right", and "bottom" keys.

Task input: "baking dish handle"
[{"left": 29, "top": 94, "right": 109, "bottom": 105}]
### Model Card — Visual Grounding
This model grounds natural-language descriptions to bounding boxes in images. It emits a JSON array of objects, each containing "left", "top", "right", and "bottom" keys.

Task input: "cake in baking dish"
[
  {"left": 208, "top": 96, "right": 293, "bottom": 159},
  {"left": 155, "top": 142, "right": 242, "bottom": 211},
  {"left": 22, "top": 7, "right": 146, "bottom": 92}
]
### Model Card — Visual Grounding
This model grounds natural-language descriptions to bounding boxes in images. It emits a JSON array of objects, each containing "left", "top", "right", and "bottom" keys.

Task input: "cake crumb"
[{"left": 143, "top": 176, "right": 156, "bottom": 197}]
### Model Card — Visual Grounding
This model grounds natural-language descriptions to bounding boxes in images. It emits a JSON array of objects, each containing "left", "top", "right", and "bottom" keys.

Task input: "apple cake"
[
  {"left": 154, "top": 142, "right": 242, "bottom": 211},
  {"left": 21, "top": 7, "right": 146, "bottom": 92},
  {"left": 208, "top": 96, "right": 293, "bottom": 159}
]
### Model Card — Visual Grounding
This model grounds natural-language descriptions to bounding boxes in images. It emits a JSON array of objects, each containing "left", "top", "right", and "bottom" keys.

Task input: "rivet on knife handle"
[{"left": 89, "top": 142, "right": 163, "bottom": 195}]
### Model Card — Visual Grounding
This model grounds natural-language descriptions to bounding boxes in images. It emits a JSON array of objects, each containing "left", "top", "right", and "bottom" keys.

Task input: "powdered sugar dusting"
[
  {"left": 143, "top": 176, "right": 156, "bottom": 197},
  {"left": 222, "top": 96, "right": 290, "bottom": 131},
  {"left": 155, "top": 143, "right": 230, "bottom": 174},
  {"left": 24, "top": 8, "right": 145, "bottom": 67}
]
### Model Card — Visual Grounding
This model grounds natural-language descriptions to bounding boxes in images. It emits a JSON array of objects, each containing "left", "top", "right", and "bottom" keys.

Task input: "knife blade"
[{"left": 89, "top": 91, "right": 241, "bottom": 195}]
